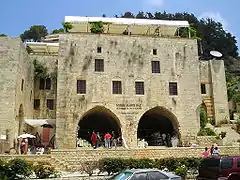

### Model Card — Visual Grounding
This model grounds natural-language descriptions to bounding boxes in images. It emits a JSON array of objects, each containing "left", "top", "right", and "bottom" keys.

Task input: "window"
[
  {"left": 39, "top": 78, "right": 45, "bottom": 90},
  {"left": 169, "top": 82, "right": 178, "bottom": 95},
  {"left": 95, "top": 59, "right": 104, "bottom": 72},
  {"left": 201, "top": 84, "right": 206, "bottom": 94},
  {"left": 77, "top": 80, "right": 86, "bottom": 94},
  {"left": 131, "top": 173, "right": 147, "bottom": 180},
  {"left": 201, "top": 158, "right": 220, "bottom": 168},
  {"left": 45, "top": 78, "right": 51, "bottom": 90},
  {"left": 97, "top": 47, "right": 102, "bottom": 53},
  {"left": 135, "top": 82, "right": 144, "bottom": 95},
  {"left": 47, "top": 99, "right": 54, "bottom": 110},
  {"left": 151, "top": 61, "right": 160, "bottom": 73},
  {"left": 21, "top": 79, "right": 24, "bottom": 91},
  {"left": 112, "top": 81, "right": 122, "bottom": 94},
  {"left": 153, "top": 49, "right": 157, "bottom": 55},
  {"left": 110, "top": 172, "right": 133, "bottom": 179},
  {"left": 34, "top": 99, "right": 40, "bottom": 109},
  {"left": 148, "top": 171, "right": 168, "bottom": 180},
  {"left": 237, "top": 158, "right": 240, "bottom": 167},
  {"left": 221, "top": 158, "right": 233, "bottom": 169}
]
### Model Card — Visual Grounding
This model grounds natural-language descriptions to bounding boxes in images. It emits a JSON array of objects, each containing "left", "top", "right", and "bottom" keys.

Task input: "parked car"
[
  {"left": 197, "top": 156, "right": 240, "bottom": 180},
  {"left": 109, "top": 169, "right": 181, "bottom": 180}
]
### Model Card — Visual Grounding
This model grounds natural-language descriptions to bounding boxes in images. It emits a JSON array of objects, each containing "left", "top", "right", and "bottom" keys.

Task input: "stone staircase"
[{"left": 214, "top": 124, "right": 240, "bottom": 146}]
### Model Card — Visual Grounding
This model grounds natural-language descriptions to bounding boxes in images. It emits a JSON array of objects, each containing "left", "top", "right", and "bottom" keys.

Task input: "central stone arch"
[
  {"left": 137, "top": 106, "right": 180, "bottom": 147},
  {"left": 77, "top": 106, "right": 121, "bottom": 145}
]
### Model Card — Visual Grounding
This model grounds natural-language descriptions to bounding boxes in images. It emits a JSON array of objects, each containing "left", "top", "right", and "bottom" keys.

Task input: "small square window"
[
  {"left": 97, "top": 47, "right": 102, "bottom": 53},
  {"left": 153, "top": 49, "right": 157, "bottom": 55},
  {"left": 151, "top": 61, "right": 160, "bottom": 73},
  {"left": 47, "top": 99, "right": 54, "bottom": 110},
  {"left": 45, "top": 78, "right": 51, "bottom": 90},
  {"left": 135, "top": 82, "right": 144, "bottom": 95},
  {"left": 201, "top": 84, "right": 206, "bottom": 94},
  {"left": 34, "top": 99, "right": 40, "bottom": 109},
  {"left": 39, "top": 78, "right": 45, "bottom": 90},
  {"left": 112, "top": 81, "right": 122, "bottom": 94},
  {"left": 77, "top": 80, "right": 86, "bottom": 94},
  {"left": 169, "top": 82, "right": 178, "bottom": 95},
  {"left": 95, "top": 59, "right": 104, "bottom": 72}
]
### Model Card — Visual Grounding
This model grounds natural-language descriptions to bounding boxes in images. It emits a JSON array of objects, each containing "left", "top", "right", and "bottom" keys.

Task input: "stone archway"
[
  {"left": 77, "top": 106, "right": 121, "bottom": 146},
  {"left": 137, "top": 106, "right": 180, "bottom": 147},
  {"left": 18, "top": 104, "right": 24, "bottom": 135}
]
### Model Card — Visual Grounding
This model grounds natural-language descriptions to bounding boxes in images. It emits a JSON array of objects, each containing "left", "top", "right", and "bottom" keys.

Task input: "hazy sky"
[{"left": 0, "top": 0, "right": 239, "bottom": 50}]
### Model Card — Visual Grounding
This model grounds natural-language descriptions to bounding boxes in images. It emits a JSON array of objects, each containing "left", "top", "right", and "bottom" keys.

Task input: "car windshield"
[
  {"left": 200, "top": 158, "right": 220, "bottom": 168},
  {"left": 109, "top": 171, "right": 133, "bottom": 180}
]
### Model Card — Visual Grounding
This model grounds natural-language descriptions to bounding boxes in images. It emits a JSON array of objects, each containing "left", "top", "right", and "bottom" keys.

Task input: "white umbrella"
[{"left": 18, "top": 133, "right": 36, "bottom": 139}]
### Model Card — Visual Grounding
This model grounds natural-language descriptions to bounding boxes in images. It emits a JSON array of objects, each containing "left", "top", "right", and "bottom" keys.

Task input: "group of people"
[
  {"left": 201, "top": 144, "right": 220, "bottom": 158},
  {"left": 90, "top": 131, "right": 119, "bottom": 149}
]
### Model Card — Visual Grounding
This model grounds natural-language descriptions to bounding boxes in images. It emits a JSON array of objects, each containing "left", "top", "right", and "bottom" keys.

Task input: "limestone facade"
[{"left": 0, "top": 32, "right": 229, "bottom": 149}]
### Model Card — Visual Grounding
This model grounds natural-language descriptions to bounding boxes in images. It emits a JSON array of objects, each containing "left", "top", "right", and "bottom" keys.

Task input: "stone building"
[{"left": 0, "top": 16, "right": 229, "bottom": 149}]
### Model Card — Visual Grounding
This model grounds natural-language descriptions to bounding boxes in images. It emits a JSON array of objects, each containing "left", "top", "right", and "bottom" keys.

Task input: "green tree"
[
  {"left": 226, "top": 72, "right": 240, "bottom": 103},
  {"left": 52, "top": 28, "right": 64, "bottom": 34},
  {"left": 119, "top": 11, "right": 238, "bottom": 59},
  {"left": 0, "top": 34, "right": 7, "bottom": 37},
  {"left": 198, "top": 18, "right": 238, "bottom": 59},
  {"left": 20, "top": 25, "right": 48, "bottom": 42},
  {"left": 121, "top": 12, "right": 135, "bottom": 18},
  {"left": 90, "top": 21, "right": 104, "bottom": 33},
  {"left": 136, "top": 11, "right": 146, "bottom": 19},
  {"left": 62, "top": 22, "right": 73, "bottom": 32}
]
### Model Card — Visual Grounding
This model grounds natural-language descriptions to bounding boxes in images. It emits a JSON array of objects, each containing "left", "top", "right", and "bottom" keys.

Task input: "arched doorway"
[
  {"left": 18, "top": 104, "right": 24, "bottom": 135},
  {"left": 197, "top": 103, "right": 208, "bottom": 128},
  {"left": 137, "top": 107, "right": 180, "bottom": 147},
  {"left": 77, "top": 106, "right": 121, "bottom": 146}
]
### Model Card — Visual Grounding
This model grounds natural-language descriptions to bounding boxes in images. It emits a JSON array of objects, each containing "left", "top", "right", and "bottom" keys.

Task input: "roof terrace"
[{"left": 65, "top": 16, "right": 190, "bottom": 37}]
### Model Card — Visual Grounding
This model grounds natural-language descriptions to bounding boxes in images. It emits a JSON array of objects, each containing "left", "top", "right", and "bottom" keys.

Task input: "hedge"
[
  {"left": 0, "top": 158, "right": 58, "bottom": 179},
  {"left": 98, "top": 157, "right": 201, "bottom": 177}
]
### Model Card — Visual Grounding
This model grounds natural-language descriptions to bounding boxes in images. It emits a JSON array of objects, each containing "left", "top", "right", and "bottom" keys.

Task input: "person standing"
[
  {"left": 91, "top": 131, "right": 97, "bottom": 149},
  {"left": 104, "top": 132, "right": 112, "bottom": 148},
  {"left": 201, "top": 147, "right": 210, "bottom": 158},
  {"left": 96, "top": 132, "right": 101, "bottom": 148},
  {"left": 212, "top": 147, "right": 220, "bottom": 156},
  {"left": 111, "top": 131, "right": 117, "bottom": 149}
]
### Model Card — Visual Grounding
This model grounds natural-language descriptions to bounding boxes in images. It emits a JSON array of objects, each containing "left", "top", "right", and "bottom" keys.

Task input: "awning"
[{"left": 24, "top": 119, "right": 56, "bottom": 127}]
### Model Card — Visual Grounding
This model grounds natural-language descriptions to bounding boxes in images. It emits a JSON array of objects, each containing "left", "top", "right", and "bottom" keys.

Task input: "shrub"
[
  {"left": 81, "top": 161, "right": 98, "bottom": 176},
  {"left": 200, "top": 107, "right": 208, "bottom": 129},
  {"left": 33, "top": 161, "right": 57, "bottom": 179},
  {"left": 90, "top": 21, "right": 104, "bottom": 33},
  {"left": 197, "top": 127, "right": 217, "bottom": 136},
  {"left": 6, "top": 158, "right": 32, "bottom": 180},
  {"left": 174, "top": 164, "right": 188, "bottom": 177},
  {"left": 99, "top": 157, "right": 202, "bottom": 178},
  {"left": 0, "top": 159, "right": 8, "bottom": 180},
  {"left": 99, "top": 158, "right": 126, "bottom": 175}
]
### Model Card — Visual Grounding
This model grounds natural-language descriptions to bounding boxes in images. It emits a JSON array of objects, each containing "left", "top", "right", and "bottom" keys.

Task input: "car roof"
[
  {"left": 124, "top": 169, "right": 180, "bottom": 178},
  {"left": 204, "top": 156, "right": 240, "bottom": 160}
]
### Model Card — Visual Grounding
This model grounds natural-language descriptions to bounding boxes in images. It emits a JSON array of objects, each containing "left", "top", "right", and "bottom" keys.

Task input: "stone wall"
[
  {"left": 0, "top": 37, "right": 34, "bottom": 148},
  {"left": 0, "top": 37, "right": 19, "bottom": 143},
  {"left": 56, "top": 33, "right": 202, "bottom": 149},
  {"left": 210, "top": 60, "right": 229, "bottom": 124},
  {"left": 51, "top": 146, "right": 240, "bottom": 168},
  {"left": 14, "top": 43, "right": 34, "bottom": 135},
  {"left": 32, "top": 55, "right": 58, "bottom": 119}
]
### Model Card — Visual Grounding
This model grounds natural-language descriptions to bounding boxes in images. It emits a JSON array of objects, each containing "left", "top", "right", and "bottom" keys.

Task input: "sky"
[{"left": 0, "top": 0, "right": 239, "bottom": 51}]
